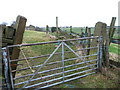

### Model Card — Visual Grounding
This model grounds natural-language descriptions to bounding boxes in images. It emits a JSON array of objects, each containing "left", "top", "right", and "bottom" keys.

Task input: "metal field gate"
[{"left": 2, "top": 36, "right": 103, "bottom": 89}]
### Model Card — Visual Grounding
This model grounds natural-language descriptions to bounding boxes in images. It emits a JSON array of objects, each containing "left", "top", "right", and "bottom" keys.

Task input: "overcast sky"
[{"left": 0, "top": 0, "right": 119, "bottom": 27}]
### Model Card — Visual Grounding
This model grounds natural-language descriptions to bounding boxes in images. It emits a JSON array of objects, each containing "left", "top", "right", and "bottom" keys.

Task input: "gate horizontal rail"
[
  {"left": 36, "top": 72, "right": 96, "bottom": 90},
  {"left": 25, "top": 68, "right": 97, "bottom": 89},
  {"left": 7, "top": 36, "right": 99, "bottom": 48},
  {"left": 13, "top": 59, "right": 98, "bottom": 80},
  {"left": 14, "top": 63, "right": 97, "bottom": 86},
  {"left": 12, "top": 54, "right": 98, "bottom": 73},
  {"left": 10, "top": 46, "right": 98, "bottom": 62},
  {"left": 2, "top": 36, "right": 103, "bottom": 89}
]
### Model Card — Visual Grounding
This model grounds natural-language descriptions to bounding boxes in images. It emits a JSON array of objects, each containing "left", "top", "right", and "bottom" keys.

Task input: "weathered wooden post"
[
  {"left": 0, "top": 26, "right": 2, "bottom": 48},
  {"left": 85, "top": 26, "right": 88, "bottom": 37},
  {"left": 82, "top": 27, "right": 88, "bottom": 56},
  {"left": 0, "top": 25, "right": 1, "bottom": 43},
  {"left": 70, "top": 26, "right": 72, "bottom": 33},
  {"left": 46, "top": 25, "right": 49, "bottom": 35},
  {"left": 56, "top": 16, "right": 58, "bottom": 33},
  {"left": 108, "top": 17, "right": 116, "bottom": 45},
  {"left": 0, "top": 26, "right": 2, "bottom": 83},
  {"left": 105, "top": 17, "right": 116, "bottom": 67},
  {"left": 87, "top": 28, "right": 91, "bottom": 56},
  {"left": 104, "top": 32, "right": 110, "bottom": 67},
  {"left": 81, "top": 28, "right": 84, "bottom": 37},
  {"left": 110, "top": 28, "right": 116, "bottom": 40},
  {"left": 94, "top": 22, "right": 107, "bottom": 45},
  {"left": 92, "top": 22, "right": 107, "bottom": 67},
  {"left": 11, "top": 15, "right": 27, "bottom": 78},
  {"left": 3, "top": 26, "right": 15, "bottom": 46}
]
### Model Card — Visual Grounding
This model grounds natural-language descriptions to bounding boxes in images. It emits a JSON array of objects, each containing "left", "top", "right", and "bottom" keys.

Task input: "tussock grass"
[{"left": 109, "top": 43, "right": 119, "bottom": 55}]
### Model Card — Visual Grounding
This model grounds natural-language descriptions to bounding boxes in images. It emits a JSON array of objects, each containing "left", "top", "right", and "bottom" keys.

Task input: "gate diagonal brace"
[
  {"left": 22, "top": 42, "right": 62, "bottom": 88},
  {"left": 63, "top": 42, "right": 90, "bottom": 65}
]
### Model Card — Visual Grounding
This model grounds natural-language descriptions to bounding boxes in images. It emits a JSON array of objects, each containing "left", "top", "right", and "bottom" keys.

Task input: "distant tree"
[
  {"left": 1, "top": 22, "right": 8, "bottom": 26},
  {"left": 51, "top": 27, "right": 56, "bottom": 32},
  {"left": 51, "top": 27, "right": 61, "bottom": 32}
]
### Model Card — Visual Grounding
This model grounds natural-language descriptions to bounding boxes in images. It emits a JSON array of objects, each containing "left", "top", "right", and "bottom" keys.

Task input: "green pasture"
[{"left": 109, "top": 43, "right": 119, "bottom": 55}]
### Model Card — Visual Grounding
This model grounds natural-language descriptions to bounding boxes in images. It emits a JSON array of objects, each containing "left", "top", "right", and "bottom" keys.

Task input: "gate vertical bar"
[
  {"left": 6, "top": 47, "right": 14, "bottom": 89},
  {"left": 2, "top": 47, "right": 13, "bottom": 89},
  {"left": 62, "top": 41, "right": 65, "bottom": 82},
  {"left": 97, "top": 38, "right": 100, "bottom": 71},
  {"left": 98, "top": 36, "right": 103, "bottom": 71}
]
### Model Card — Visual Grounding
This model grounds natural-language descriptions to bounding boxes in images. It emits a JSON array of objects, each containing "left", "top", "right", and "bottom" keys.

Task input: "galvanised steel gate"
[{"left": 2, "top": 36, "right": 103, "bottom": 89}]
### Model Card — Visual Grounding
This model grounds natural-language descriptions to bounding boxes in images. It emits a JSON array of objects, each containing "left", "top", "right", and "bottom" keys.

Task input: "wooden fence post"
[
  {"left": 70, "top": 26, "right": 72, "bottom": 33},
  {"left": 105, "top": 17, "right": 116, "bottom": 67},
  {"left": 11, "top": 15, "right": 27, "bottom": 78},
  {"left": 85, "top": 27, "right": 88, "bottom": 37},
  {"left": 0, "top": 24, "right": 1, "bottom": 43},
  {"left": 56, "top": 17, "right": 58, "bottom": 33},
  {"left": 110, "top": 28, "right": 116, "bottom": 39},
  {"left": 80, "top": 28, "right": 84, "bottom": 37},
  {"left": 94, "top": 22, "right": 107, "bottom": 45},
  {"left": 92, "top": 22, "right": 107, "bottom": 67},
  {"left": 105, "top": 31, "right": 110, "bottom": 67},
  {"left": 87, "top": 28, "right": 91, "bottom": 56},
  {"left": 108, "top": 17, "right": 116, "bottom": 45},
  {"left": 46, "top": 25, "right": 49, "bottom": 35},
  {"left": 0, "top": 26, "right": 2, "bottom": 79}
]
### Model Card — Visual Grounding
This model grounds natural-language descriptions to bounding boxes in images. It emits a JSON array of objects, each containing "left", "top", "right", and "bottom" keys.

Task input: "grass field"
[
  {"left": 109, "top": 43, "right": 119, "bottom": 62},
  {"left": 61, "top": 27, "right": 95, "bottom": 34},
  {"left": 14, "top": 30, "right": 119, "bottom": 88},
  {"left": 110, "top": 43, "right": 119, "bottom": 55},
  {"left": 61, "top": 27, "right": 119, "bottom": 39}
]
